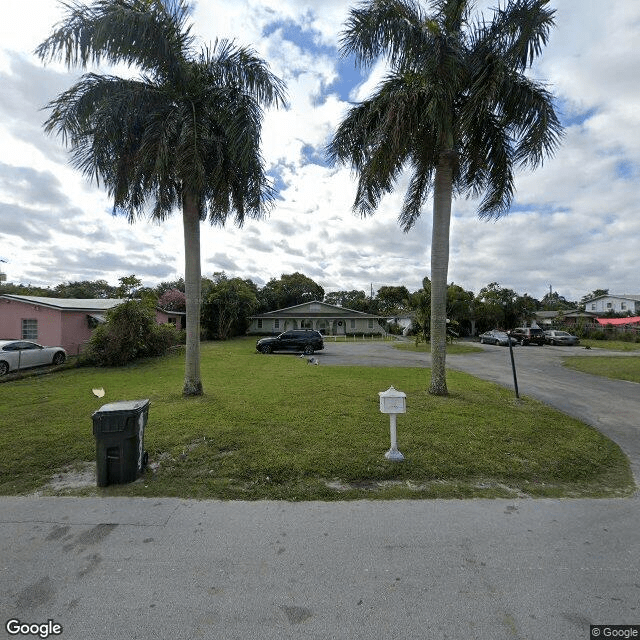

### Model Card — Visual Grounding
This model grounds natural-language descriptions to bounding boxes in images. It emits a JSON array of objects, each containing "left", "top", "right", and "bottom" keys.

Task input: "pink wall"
[
  {"left": 1, "top": 299, "right": 94, "bottom": 354},
  {"left": 1, "top": 299, "right": 184, "bottom": 355},
  {"left": 0, "top": 298, "right": 63, "bottom": 347}
]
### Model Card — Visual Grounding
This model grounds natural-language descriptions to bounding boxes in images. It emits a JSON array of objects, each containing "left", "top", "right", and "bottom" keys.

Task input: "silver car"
[
  {"left": 479, "top": 329, "right": 517, "bottom": 346},
  {"left": 0, "top": 340, "right": 67, "bottom": 376},
  {"left": 544, "top": 330, "right": 580, "bottom": 346}
]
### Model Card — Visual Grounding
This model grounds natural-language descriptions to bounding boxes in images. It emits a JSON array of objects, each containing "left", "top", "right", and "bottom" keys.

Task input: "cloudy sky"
[{"left": 0, "top": 0, "right": 638, "bottom": 303}]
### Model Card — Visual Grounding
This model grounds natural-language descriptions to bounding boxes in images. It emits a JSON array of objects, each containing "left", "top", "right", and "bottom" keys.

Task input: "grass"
[
  {"left": 0, "top": 337, "right": 634, "bottom": 500},
  {"left": 581, "top": 339, "right": 640, "bottom": 351},
  {"left": 563, "top": 355, "right": 640, "bottom": 384}
]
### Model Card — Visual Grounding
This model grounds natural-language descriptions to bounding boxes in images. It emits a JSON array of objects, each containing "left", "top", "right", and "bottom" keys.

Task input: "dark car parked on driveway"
[
  {"left": 509, "top": 327, "right": 546, "bottom": 346},
  {"left": 256, "top": 330, "right": 324, "bottom": 355}
]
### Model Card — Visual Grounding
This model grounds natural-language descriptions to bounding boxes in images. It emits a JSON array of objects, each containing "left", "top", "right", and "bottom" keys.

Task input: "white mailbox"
[
  {"left": 379, "top": 386, "right": 406, "bottom": 414},
  {"left": 378, "top": 386, "right": 406, "bottom": 462}
]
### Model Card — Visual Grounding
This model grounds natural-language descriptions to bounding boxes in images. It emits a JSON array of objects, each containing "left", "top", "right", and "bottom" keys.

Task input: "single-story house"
[
  {"left": 584, "top": 294, "right": 640, "bottom": 315},
  {"left": 0, "top": 294, "right": 185, "bottom": 355},
  {"left": 247, "top": 300, "right": 386, "bottom": 336},
  {"left": 534, "top": 309, "right": 598, "bottom": 327}
]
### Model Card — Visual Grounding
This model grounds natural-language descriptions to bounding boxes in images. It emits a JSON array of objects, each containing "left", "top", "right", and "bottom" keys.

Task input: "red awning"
[{"left": 596, "top": 316, "right": 640, "bottom": 326}]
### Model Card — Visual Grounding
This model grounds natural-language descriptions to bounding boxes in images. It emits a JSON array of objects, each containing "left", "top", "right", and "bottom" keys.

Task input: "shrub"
[{"left": 82, "top": 301, "right": 179, "bottom": 366}]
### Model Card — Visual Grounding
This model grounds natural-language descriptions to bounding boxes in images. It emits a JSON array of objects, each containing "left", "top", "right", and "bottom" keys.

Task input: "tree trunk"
[
  {"left": 429, "top": 151, "right": 454, "bottom": 396},
  {"left": 182, "top": 193, "right": 203, "bottom": 396}
]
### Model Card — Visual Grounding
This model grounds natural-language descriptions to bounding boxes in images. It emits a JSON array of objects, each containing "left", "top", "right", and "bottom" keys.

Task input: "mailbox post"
[{"left": 379, "top": 386, "right": 406, "bottom": 461}]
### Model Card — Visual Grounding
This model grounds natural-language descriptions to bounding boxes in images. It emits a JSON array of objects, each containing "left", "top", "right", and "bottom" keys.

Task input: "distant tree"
[
  {"left": 540, "top": 291, "right": 575, "bottom": 311},
  {"left": 375, "top": 285, "right": 410, "bottom": 314},
  {"left": 37, "top": 0, "right": 286, "bottom": 395},
  {"left": 158, "top": 289, "right": 186, "bottom": 311},
  {"left": 446, "top": 283, "right": 475, "bottom": 335},
  {"left": 53, "top": 279, "right": 118, "bottom": 298},
  {"left": 117, "top": 275, "right": 143, "bottom": 299},
  {"left": 258, "top": 273, "right": 324, "bottom": 311},
  {"left": 202, "top": 274, "right": 258, "bottom": 339},
  {"left": 155, "top": 278, "right": 186, "bottom": 297},
  {"left": 328, "top": 0, "right": 562, "bottom": 395},
  {"left": 324, "top": 290, "right": 369, "bottom": 311},
  {"left": 408, "top": 277, "right": 431, "bottom": 341}
]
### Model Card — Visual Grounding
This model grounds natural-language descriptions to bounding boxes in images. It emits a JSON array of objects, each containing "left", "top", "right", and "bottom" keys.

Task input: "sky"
[{"left": 0, "top": 0, "right": 638, "bottom": 303}]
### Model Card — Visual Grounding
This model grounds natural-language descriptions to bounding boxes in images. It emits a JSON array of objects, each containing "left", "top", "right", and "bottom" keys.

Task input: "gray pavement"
[{"left": 1, "top": 341, "right": 639, "bottom": 640}]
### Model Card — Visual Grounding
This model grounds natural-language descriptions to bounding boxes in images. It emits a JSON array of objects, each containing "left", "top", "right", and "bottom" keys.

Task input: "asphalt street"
[{"left": 1, "top": 340, "right": 639, "bottom": 640}]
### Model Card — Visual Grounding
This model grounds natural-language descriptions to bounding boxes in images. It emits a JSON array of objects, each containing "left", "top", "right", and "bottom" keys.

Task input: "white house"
[{"left": 584, "top": 294, "right": 640, "bottom": 315}]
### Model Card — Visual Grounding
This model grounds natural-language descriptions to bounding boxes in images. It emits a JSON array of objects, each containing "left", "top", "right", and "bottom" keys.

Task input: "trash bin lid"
[{"left": 93, "top": 399, "right": 150, "bottom": 416}]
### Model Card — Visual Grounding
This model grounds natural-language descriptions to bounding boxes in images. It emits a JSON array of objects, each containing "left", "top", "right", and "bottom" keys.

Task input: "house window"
[
  {"left": 621, "top": 303, "right": 626, "bottom": 310},
  {"left": 167, "top": 318, "right": 177, "bottom": 326},
  {"left": 591, "top": 304, "right": 596, "bottom": 310},
  {"left": 607, "top": 303, "right": 612, "bottom": 309},
  {"left": 368, "top": 319, "right": 374, "bottom": 329},
  {"left": 350, "top": 319, "right": 356, "bottom": 329},
  {"left": 22, "top": 319, "right": 38, "bottom": 340},
  {"left": 257, "top": 319, "right": 263, "bottom": 329},
  {"left": 274, "top": 319, "right": 280, "bottom": 330},
  {"left": 301, "top": 319, "right": 313, "bottom": 329}
]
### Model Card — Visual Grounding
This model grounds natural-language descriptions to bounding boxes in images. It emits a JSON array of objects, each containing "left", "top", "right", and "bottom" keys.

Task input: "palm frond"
[{"left": 35, "top": 0, "right": 194, "bottom": 79}]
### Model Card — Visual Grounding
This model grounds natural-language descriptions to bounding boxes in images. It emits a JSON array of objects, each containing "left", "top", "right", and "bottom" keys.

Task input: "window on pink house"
[{"left": 22, "top": 319, "right": 38, "bottom": 340}]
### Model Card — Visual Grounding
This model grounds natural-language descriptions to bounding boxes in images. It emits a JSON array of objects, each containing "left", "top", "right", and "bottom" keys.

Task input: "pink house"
[{"left": 0, "top": 295, "right": 185, "bottom": 356}]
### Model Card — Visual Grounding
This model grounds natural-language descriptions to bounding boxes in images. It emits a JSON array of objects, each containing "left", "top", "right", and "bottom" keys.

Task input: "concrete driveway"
[{"left": 1, "top": 340, "right": 639, "bottom": 640}]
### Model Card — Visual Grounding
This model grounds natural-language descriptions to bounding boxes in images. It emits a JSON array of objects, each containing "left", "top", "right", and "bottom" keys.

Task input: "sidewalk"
[{"left": 1, "top": 495, "right": 639, "bottom": 639}]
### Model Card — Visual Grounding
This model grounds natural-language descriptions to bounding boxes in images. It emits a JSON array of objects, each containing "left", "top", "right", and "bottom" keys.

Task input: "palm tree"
[
  {"left": 36, "top": 0, "right": 286, "bottom": 396},
  {"left": 328, "top": 0, "right": 562, "bottom": 395}
]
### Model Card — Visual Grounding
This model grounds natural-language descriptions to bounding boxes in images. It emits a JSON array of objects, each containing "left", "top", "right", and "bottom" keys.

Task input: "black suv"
[
  {"left": 256, "top": 330, "right": 324, "bottom": 355},
  {"left": 509, "top": 327, "right": 545, "bottom": 346}
]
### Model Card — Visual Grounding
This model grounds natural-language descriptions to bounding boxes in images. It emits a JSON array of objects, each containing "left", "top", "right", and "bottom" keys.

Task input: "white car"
[{"left": 0, "top": 340, "right": 67, "bottom": 376}]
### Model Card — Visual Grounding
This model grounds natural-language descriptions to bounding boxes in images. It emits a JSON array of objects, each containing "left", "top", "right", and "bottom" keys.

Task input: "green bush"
[{"left": 82, "top": 301, "right": 179, "bottom": 366}]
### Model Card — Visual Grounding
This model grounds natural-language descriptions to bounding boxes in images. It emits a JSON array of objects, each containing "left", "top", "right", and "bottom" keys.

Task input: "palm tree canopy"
[
  {"left": 36, "top": 0, "right": 288, "bottom": 226},
  {"left": 328, "top": 0, "right": 563, "bottom": 230}
]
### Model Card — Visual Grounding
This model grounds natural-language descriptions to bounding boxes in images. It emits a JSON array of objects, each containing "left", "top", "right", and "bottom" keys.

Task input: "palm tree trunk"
[
  {"left": 182, "top": 192, "right": 203, "bottom": 396},
  {"left": 429, "top": 151, "right": 454, "bottom": 396}
]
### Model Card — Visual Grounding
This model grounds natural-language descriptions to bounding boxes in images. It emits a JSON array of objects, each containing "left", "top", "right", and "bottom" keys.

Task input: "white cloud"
[{"left": 0, "top": 0, "right": 638, "bottom": 304}]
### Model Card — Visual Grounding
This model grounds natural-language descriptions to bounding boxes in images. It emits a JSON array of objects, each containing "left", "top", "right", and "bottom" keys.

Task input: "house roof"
[
  {"left": 585, "top": 294, "right": 640, "bottom": 302},
  {"left": 251, "top": 300, "right": 383, "bottom": 319},
  {"left": 0, "top": 294, "right": 128, "bottom": 311},
  {"left": 596, "top": 316, "right": 640, "bottom": 326}
]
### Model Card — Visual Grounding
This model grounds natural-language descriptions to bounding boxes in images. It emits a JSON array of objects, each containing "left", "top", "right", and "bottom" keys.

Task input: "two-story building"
[{"left": 583, "top": 294, "right": 640, "bottom": 315}]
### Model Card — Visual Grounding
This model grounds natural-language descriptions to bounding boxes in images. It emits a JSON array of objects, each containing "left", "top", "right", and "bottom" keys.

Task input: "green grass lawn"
[
  {"left": 563, "top": 355, "right": 640, "bottom": 384},
  {"left": 0, "top": 337, "right": 633, "bottom": 499},
  {"left": 581, "top": 339, "right": 640, "bottom": 351}
]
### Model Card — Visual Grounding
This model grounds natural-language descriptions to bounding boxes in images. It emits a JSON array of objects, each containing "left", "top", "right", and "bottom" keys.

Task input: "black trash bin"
[{"left": 92, "top": 399, "right": 150, "bottom": 487}]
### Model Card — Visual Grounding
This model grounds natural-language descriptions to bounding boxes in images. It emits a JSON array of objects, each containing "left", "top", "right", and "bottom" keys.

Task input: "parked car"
[
  {"left": 544, "top": 330, "right": 580, "bottom": 346},
  {"left": 509, "top": 327, "right": 546, "bottom": 346},
  {"left": 479, "top": 330, "right": 517, "bottom": 346},
  {"left": 0, "top": 340, "right": 67, "bottom": 376},
  {"left": 256, "top": 330, "right": 324, "bottom": 355}
]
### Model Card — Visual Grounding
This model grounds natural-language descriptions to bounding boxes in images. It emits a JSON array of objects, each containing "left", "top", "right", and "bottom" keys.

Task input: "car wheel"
[
  {"left": 303, "top": 345, "right": 314, "bottom": 355},
  {"left": 0, "top": 361, "right": 8, "bottom": 376},
  {"left": 260, "top": 345, "right": 272, "bottom": 354},
  {"left": 52, "top": 352, "right": 66, "bottom": 365}
]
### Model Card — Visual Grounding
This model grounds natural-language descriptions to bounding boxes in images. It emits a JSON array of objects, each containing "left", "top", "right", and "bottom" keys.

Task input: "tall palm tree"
[
  {"left": 36, "top": 0, "right": 286, "bottom": 396},
  {"left": 328, "top": 0, "right": 562, "bottom": 395}
]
